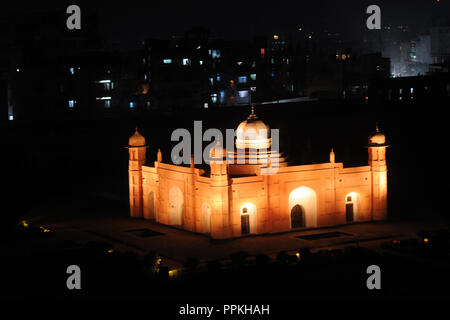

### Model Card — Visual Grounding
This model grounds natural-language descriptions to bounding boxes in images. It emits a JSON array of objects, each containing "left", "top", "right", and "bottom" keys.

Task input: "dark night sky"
[{"left": 2, "top": 0, "right": 449, "bottom": 49}]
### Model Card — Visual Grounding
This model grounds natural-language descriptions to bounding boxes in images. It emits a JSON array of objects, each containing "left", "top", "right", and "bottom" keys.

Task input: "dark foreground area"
[{"left": 1, "top": 219, "right": 449, "bottom": 301}]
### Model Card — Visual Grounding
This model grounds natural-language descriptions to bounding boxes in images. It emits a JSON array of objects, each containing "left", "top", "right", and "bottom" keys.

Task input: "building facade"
[{"left": 127, "top": 111, "right": 388, "bottom": 239}]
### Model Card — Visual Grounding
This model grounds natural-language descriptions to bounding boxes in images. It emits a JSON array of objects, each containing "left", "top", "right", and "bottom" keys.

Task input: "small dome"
[
  {"left": 236, "top": 106, "right": 270, "bottom": 143},
  {"left": 129, "top": 128, "right": 146, "bottom": 147},
  {"left": 368, "top": 124, "right": 386, "bottom": 145},
  {"left": 209, "top": 141, "right": 227, "bottom": 160}
]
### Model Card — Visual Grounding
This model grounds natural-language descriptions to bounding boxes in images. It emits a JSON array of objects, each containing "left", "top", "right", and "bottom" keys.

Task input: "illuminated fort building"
[{"left": 128, "top": 110, "right": 388, "bottom": 239}]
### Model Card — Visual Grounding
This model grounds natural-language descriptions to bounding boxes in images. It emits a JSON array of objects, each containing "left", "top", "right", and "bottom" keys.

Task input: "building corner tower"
[
  {"left": 128, "top": 128, "right": 147, "bottom": 218},
  {"left": 209, "top": 144, "right": 232, "bottom": 239},
  {"left": 367, "top": 124, "right": 388, "bottom": 221}
]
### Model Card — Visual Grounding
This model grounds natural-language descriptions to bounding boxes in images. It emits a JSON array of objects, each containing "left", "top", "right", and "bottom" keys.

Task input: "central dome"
[{"left": 236, "top": 106, "right": 271, "bottom": 150}]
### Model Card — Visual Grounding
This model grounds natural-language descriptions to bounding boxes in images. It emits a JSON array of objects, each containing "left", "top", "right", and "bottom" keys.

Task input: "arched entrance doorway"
[
  {"left": 345, "top": 192, "right": 360, "bottom": 222},
  {"left": 291, "top": 204, "right": 305, "bottom": 228},
  {"left": 202, "top": 202, "right": 211, "bottom": 234},
  {"left": 169, "top": 187, "right": 184, "bottom": 226},
  {"left": 289, "top": 186, "right": 317, "bottom": 228},
  {"left": 240, "top": 203, "right": 257, "bottom": 235}
]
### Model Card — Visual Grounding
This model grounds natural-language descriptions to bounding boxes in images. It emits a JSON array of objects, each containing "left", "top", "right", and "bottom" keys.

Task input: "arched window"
[
  {"left": 240, "top": 203, "right": 256, "bottom": 235},
  {"left": 202, "top": 203, "right": 211, "bottom": 234},
  {"left": 241, "top": 215, "right": 250, "bottom": 234},
  {"left": 147, "top": 191, "right": 155, "bottom": 219},
  {"left": 346, "top": 201, "right": 354, "bottom": 222},
  {"left": 169, "top": 187, "right": 184, "bottom": 226},
  {"left": 345, "top": 192, "right": 360, "bottom": 223}
]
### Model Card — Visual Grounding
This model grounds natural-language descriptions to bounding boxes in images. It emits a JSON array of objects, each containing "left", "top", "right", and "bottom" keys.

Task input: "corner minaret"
[
  {"left": 209, "top": 142, "right": 232, "bottom": 239},
  {"left": 367, "top": 123, "right": 388, "bottom": 221},
  {"left": 128, "top": 128, "right": 147, "bottom": 218}
]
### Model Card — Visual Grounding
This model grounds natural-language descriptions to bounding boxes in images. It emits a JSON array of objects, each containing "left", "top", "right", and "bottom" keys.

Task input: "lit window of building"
[
  {"left": 69, "top": 67, "right": 75, "bottom": 75},
  {"left": 105, "top": 100, "right": 111, "bottom": 108},
  {"left": 163, "top": 59, "right": 172, "bottom": 64},
  {"left": 209, "top": 77, "right": 214, "bottom": 85},
  {"left": 219, "top": 91, "right": 226, "bottom": 103},
  {"left": 250, "top": 74, "right": 256, "bottom": 81},
  {"left": 238, "top": 90, "right": 248, "bottom": 98},
  {"left": 250, "top": 87, "right": 256, "bottom": 92},
  {"left": 211, "top": 49, "right": 221, "bottom": 58},
  {"left": 182, "top": 58, "right": 191, "bottom": 66},
  {"left": 199, "top": 60, "right": 203, "bottom": 65},
  {"left": 129, "top": 102, "right": 135, "bottom": 109},
  {"left": 211, "top": 94, "right": 218, "bottom": 103},
  {"left": 68, "top": 100, "right": 75, "bottom": 108},
  {"left": 238, "top": 76, "right": 247, "bottom": 83},
  {"left": 216, "top": 74, "right": 221, "bottom": 81},
  {"left": 204, "top": 103, "right": 209, "bottom": 109}
]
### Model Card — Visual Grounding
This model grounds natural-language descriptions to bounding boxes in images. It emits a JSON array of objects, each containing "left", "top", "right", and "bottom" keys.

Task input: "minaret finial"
[
  {"left": 247, "top": 104, "right": 257, "bottom": 120},
  {"left": 330, "top": 148, "right": 335, "bottom": 164},
  {"left": 375, "top": 122, "right": 380, "bottom": 132},
  {"left": 157, "top": 148, "right": 162, "bottom": 163}
]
